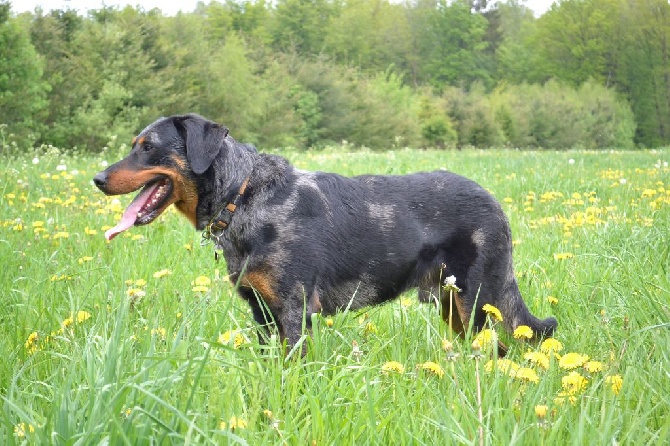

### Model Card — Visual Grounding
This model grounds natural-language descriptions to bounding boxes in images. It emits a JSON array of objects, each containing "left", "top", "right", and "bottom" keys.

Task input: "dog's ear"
[{"left": 176, "top": 115, "right": 229, "bottom": 175}]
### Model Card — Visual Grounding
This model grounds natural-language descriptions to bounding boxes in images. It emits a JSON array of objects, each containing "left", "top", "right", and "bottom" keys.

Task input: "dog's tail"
[{"left": 501, "top": 277, "right": 558, "bottom": 340}]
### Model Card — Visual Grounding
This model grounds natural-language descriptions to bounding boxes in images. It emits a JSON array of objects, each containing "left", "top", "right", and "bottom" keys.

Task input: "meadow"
[{"left": 1, "top": 144, "right": 668, "bottom": 445}]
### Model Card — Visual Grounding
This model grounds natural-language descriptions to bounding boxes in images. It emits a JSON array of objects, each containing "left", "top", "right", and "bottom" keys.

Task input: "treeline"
[{"left": 0, "top": 0, "right": 668, "bottom": 151}]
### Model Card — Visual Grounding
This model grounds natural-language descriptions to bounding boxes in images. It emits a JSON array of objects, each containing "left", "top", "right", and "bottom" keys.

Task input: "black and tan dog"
[{"left": 94, "top": 113, "right": 556, "bottom": 352}]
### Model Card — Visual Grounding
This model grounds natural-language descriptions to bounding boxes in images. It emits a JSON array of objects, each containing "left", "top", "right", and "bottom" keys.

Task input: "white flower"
[
  {"left": 101, "top": 160, "right": 108, "bottom": 167},
  {"left": 568, "top": 158, "right": 575, "bottom": 165},
  {"left": 56, "top": 164, "right": 67, "bottom": 171},
  {"left": 32, "top": 157, "right": 39, "bottom": 164}
]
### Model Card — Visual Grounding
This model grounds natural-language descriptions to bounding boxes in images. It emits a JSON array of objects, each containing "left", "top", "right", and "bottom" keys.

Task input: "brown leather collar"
[{"left": 201, "top": 177, "right": 249, "bottom": 248}]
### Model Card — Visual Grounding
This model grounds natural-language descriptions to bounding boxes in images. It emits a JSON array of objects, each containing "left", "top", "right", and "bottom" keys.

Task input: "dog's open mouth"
[{"left": 105, "top": 177, "right": 173, "bottom": 240}]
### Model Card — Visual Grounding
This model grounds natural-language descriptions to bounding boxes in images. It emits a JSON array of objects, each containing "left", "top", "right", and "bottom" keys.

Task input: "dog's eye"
[{"left": 142, "top": 143, "right": 153, "bottom": 151}]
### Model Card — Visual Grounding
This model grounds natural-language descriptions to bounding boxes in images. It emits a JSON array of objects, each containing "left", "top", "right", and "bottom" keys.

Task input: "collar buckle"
[{"left": 201, "top": 177, "right": 250, "bottom": 259}]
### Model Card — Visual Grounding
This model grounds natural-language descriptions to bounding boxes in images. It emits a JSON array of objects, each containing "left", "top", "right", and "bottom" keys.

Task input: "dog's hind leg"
[
  {"left": 418, "top": 266, "right": 467, "bottom": 336},
  {"left": 439, "top": 288, "right": 466, "bottom": 336}
]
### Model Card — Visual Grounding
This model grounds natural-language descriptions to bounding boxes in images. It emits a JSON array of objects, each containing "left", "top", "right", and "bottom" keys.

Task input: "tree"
[
  {"left": 618, "top": 0, "right": 670, "bottom": 146},
  {"left": 0, "top": 9, "right": 49, "bottom": 144},
  {"left": 414, "top": 0, "right": 492, "bottom": 89},
  {"left": 271, "top": 0, "right": 338, "bottom": 54}
]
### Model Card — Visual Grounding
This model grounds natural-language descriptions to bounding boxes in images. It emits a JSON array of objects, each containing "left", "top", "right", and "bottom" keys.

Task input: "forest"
[{"left": 1, "top": 0, "right": 669, "bottom": 151}]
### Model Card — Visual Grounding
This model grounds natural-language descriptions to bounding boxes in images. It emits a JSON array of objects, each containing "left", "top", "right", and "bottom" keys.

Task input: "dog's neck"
[{"left": 195, "top": 136, "right": 257, "bottom": 230}]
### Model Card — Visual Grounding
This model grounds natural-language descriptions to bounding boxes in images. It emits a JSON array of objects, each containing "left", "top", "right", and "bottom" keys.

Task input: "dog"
[{"left": 93, "top": 113, "right": 557, "bottom": 353}]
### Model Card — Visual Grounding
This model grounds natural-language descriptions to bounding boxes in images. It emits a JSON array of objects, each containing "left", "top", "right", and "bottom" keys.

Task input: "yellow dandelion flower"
[
  {"left": 184, "top": 243, "right": 192, "bottom": 251},
  {"left": 513, "top": 325, "right": 534, "bottom": 339},
  {"left": 25, "top": 332, "right": 38, "bottom": 353},
  {"left": 126, "top": 288, "right": 146, "bottom": 298},
  {"left": 193, "top": 276, "right": 211, "bottom": 287},
  {"left": 76, "top": 311, "right": 91, "bottom": 323},
  {"left": 513, "top": 367, "right": 539, "bottom": 383},
  {"left": 553, "top": 252, "right": 574, "bottom": 261},
  {"left": 78, "top": 256, "right": 94, "bottom": 264},
  {"left": 192, "top": 285, "right": 210, "bottom": 293},
  {"left": 381, "top": 361, "right": 405, "bottom": 374},
  {"left": 584, "top": 361, "right": 604, "bottom": 373},
  {"left": 419, "top": 361, "right": 444, "bottom": 378},
  {"left": 400, "top": 297, "right": 413, "bottom": 308},
  {"left": 14, "top": 422, "right": 35, "bottom": 437},
  {"left": 554, "top": 391, "right": 578, "bottom": 406},
  {"left": 84, "top": 227, "right": 98, "bottom": 235},
  {"left": 534, "top": 405, "right": 548, "bottom": 419},
  {"left": 540, "top": 338, "right": 564, "bottom": 354},
  {"left": 218, "top": 331, "right": 246, "bottom": 349},
  {"left": 151, "top": 327, "right": 166, "bottom": 339},
  {"left": 364, "top": 322, "right": 377, "bottom": 334},
  {"left": 524, "top": 351, "right": 550, "bottom": 369},
  {"left": 547, "top": 296, "right": 558, "bottom": 305},
  {"left": 562, "top": 371, "right": 588, "bottom": 394},
  {"left": 482, "top": 304, "right": 503, "bottom": 322},
  {"left": 474, "top": 329, "right": 495, "bottom": 350},
  {"left": 53, "top": 231, "right": 70, "bottom": 239},
  {"left": 484, "top": 358, "right": 519, "bottom": 375},
  {"left": 61, "top": 317, "right": 74, "bottom": 328},
  {"left": 605, "top": 374, "right": 623, "bottom": 395},
  {"left": 134, "top": 279, "right": 147, "bottom": 287},
  {"left": 221, "top": 416, "right": 247, "bottom": 430},
  {"left": 153, "top": 269, "right": 172, "bottom": 279},
  {"left": 559, "top": 352, "right": 589, "bottom": 370},
  {"left": 325, "top": 318, "right": 334, "bottom": 327}
]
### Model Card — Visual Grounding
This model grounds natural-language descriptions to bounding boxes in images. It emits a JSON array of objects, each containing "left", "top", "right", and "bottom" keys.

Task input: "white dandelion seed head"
[
  {"left": 32, "top": 157, "right": 40, "bottom": 165},
  {"left": 568, "top": 158, "right": 575, "bottom": 165},
  {"left": 100, "top": 160, "right": 108, "bottom": 167},
  {"left": 619, "top": 178, "right": 627, "bottom": 185},
  {"left": 444, "top": 275, "right": 457, "bottom": 287}
]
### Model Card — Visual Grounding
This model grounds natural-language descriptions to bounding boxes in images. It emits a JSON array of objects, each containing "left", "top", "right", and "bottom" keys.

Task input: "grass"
[{"left": 1, "top": 145, "right": 669, "bottom": 444}]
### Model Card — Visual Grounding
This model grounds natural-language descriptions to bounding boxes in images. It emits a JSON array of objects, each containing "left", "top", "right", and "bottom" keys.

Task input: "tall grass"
[{"left": 1, "top": 146, "right": 668, "bottom": 444}]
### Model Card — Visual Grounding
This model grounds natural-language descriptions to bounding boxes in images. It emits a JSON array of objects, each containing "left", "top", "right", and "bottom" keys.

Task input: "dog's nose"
[{"left": 93, "top": 171, "right": 107, "bottom": 189}]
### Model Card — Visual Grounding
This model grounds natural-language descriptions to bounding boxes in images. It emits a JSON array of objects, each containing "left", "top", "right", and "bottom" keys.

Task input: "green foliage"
[
  {"left": 1, "top": 0, "right": 669, "bottom": 149},
  {"left": 0, "top": 13, "right": 49, "bottom": 145},
  {"left": 1, "top": 148, "right": 669, "bottom": 442},
  {"left": 443, "top": 83, "right": 504, "bottom": 147},
  {"left": 445, "top": 80, "right": 636, "bottom": 149},
  {"left": 421, "top": 0, "right": 492, "bottom": 89},
  {"left": 418, "top": 94, "right": 457, "bottom": 149}
]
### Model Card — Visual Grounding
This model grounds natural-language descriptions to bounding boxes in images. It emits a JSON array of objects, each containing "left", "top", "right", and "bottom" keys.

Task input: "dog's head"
[{"left": 93, "top": 113, "right": 230, "bottom": 240}]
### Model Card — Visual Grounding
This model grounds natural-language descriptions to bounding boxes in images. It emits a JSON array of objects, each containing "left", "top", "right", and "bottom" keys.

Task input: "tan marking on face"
[
  {"left": 104, "top": 165, "right": 198, "bottom": 226},
  {"left": 170, "top": 154, "right": 189, "bottom": 171},
  {"left": 138, "top": 136, "right": 146, "bottom": 145}
]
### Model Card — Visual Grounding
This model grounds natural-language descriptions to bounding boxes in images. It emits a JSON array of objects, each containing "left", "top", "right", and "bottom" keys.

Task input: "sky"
[{"left": 12, "top": 0, "right": 557, "bottom": 17}]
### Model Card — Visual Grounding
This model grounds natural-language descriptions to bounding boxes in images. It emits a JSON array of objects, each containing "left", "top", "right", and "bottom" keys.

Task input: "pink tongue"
[{"left": 105, "top": 183, "right": 159, "bottom": 241}]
